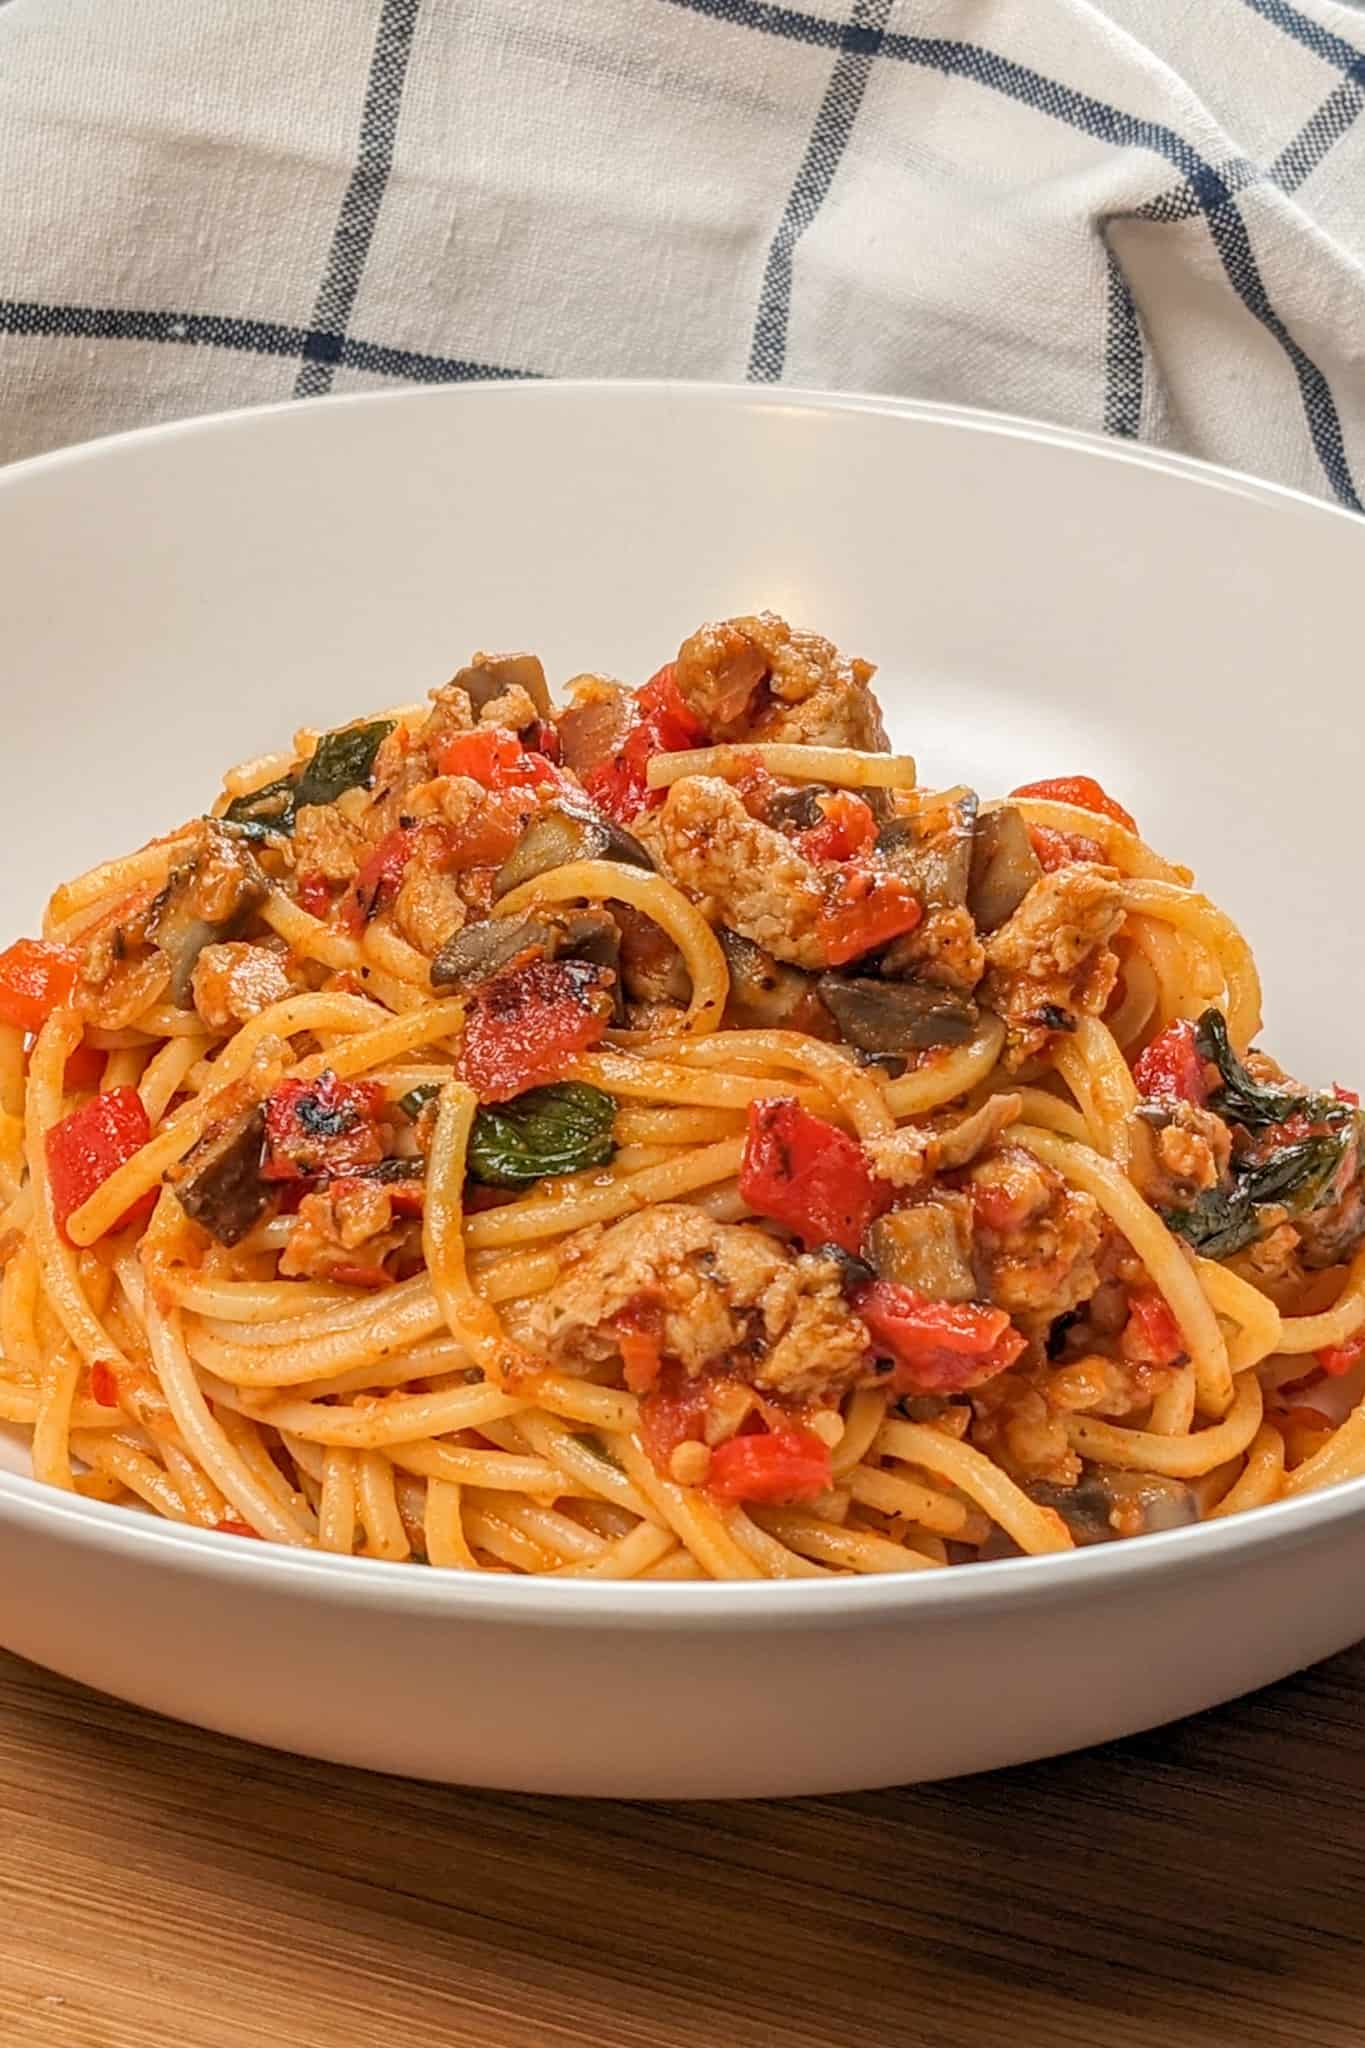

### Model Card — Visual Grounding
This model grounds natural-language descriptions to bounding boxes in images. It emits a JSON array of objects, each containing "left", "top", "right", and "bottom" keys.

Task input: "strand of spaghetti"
[
  {"left": 873, "top": 1419, "right": 1075, "bottom": 1553},
  {"left": 185, "top": 1290, "right": 449, "bottom": 1386},
  {"left": 72, "top": 1471, "right": 129, "bottom": 1506},
  {"left": 0, "top": 1381, "right": 123, "bottom": 1432},
  {"left": 1196, "top": 1258, "right": 1283, "bottom": 1373},
  {"left": 361, "top": 922, "right": 434, "bottom": 989},
  {"left": 424, "top": 1080, "right": 527, "bottom": 1385},
  {"left": 318, "top": 1448, "right": 357, "bottom": 1553},
  {"left": 639, "top": 1029, "right": 895, "bottom": 1139},
  {"left": 995, "top": 798, "right": 1189, "bottom": 883},
  {"left": 194, "top": 1269, "right": 436, "bottom": 1347},
  {"left": 1208, "top": 1424, "right": 1286, "bottom": 1518},
  {"left": 45, "top": 832, "right": 196, "bottom": 935},
  {"left": 514, "top": 1410, "right": 661, "bottom": 1522},
  {"left": 233, "top": 1382, "right": 525, "bottom": 1450},
  {"left": 999, "top": 1087, "right": 1089, "bottom": 1142},
  {"left": 1275, "top": 1245, "right": 1365, "bottom": 1354},
  {"left": 552, "top": 1520, "right": 678, "bottom": 1578},
  {"left": 496, "top": 859, "right": 729, "bottom": 1037},
  {"left": 1120, "top": 879, "right": 1261, "bottom": 1051},
  {"left": 387, "top": 1439, "right": 566, "bottom": 1495},
  {"left": 1054, "top": 1017, "right": 1136, "bottom": 1168},
  {"left": 463, "top": 1139, "right": 745, "bottom": 1251},
  {"left": 101, "top": 1048, "right": 148, "bottom": 1092},
  {"left": 725, "top": 1508, "right": 828, "bottom": 1578},
  {"left": 139, "top": 1291, "right": 315, "bottom": 1543},
  {"left": 1125, "top": 915, "right": 1199, "bottom": 1032},
  {"left": 641, "top": 1550, "right": 706, "bottom": 1580},
  {"left": 1281, "top": 1393, "right": 1365, "bottom": 1496},
  {"left": 68, "top": 1429, "right": 189, "bottom": 1520},
  {"left": 847, "top": 1465, "right": 987, "bottom": 1542},
  {"left": 1013, "top": 1124, "right": 1233, "bottom": 1416},
  {"left": 216, "top": 1403, "right": 314, "bottom": 1520},
  {"left": 751, "top": 1507, "right": 940, "bottom": 1573},
  {"left": 0, "top": 1244, "right": 43, "bottom": 1376},
  {"left": 30, "top": 1345, "right": 81, "bottom": 1492},
  {"left": 424, "top": 1476, "right": 476, "bottom": 1568},
  {"left": 647, "top": 743, "right": 916, "bottom": 791},
  {"left": 569, "top": 1049, "right": 826, "bottom": 1116},
  {"left": 158, "top": 1275, "right": 354, "bottom": 1322},
  {"left": 161, "top": 1442, "right": 227, "bottom": 1527},
  {"left": 883, "top": 1015, "right": 1006, "bottom": 1119},
  {"left": 0, "top": 1023, "right": 25, "bottom": 1118},
  {"left": 1147, "top": 1365, "right": 1197, "bottom": 1436},
  {"left": 527, "top": 1373, "right": 637, "bottom": 1432},
  {"left": 613, "top": 1105, "right": 746, "bottom": 1145},
  {"left": 610, "top": 1432, "right": 764, "bottom": 1579},
  {"left": 261, "top": 890, "right": 368, "bottom": 973},
  {"left": 1066, "top": 1370, "right": 1262, "bottom": 1475},
  {"left": 355, "top": 1451, "right": 411, "bottom": 1560},
  {"left": 461, "top": 1501, "right": 560, "bottom": 1574},
  {"left": 138, "top": 1033, "right": 213, "bottom": 1124},
  {"left": 1104, "top": 946, "right": 1159, "bottom": 1054},
  {"left": 294, "top": 998, "right": 467, "bottom": 1082},
  {"left": 830, "top": 1389, "right": 890, "bottom": 1477},
  {"left": 470, "top": 1492, "right": 610, "bottom": 1565},
  {"left": 23, "top": 1010, "right": 137, "bottom": 1372}
]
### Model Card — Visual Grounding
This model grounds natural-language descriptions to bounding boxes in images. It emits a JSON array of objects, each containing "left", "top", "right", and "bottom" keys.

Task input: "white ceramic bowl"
[{"left": 2, "top": 384, "right": 1363, "bottom": 1797}]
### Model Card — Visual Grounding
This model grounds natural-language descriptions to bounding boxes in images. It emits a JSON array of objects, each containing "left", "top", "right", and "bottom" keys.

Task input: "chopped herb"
[
  {"left": 216, "top": 720, "right": 396, "bottom": 841},
  {"left": 466, "top": 1082, "right": 617, "bottom": 1188},
  {"left": 295, "top": 721, "right": 396, "bottom": 809},
  {"left": 1164, "top": 1130, "right": 1355, "bottom": 1257},
  {"left": 1194, "top": 1008, "right": 1337, "bottom": 1131},
  {"left": 398, "top": 1082, "right": 441, "bottom": 1122}
]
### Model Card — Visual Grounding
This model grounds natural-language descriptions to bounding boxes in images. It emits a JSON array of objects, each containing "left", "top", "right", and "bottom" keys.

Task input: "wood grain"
[{"left": 1, "top": 1642, "right": 1363, "bottom": 2048}]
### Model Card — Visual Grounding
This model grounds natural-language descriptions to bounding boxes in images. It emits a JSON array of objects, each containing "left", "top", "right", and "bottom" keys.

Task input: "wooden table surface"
[{"left": 2, "top": 1642, "right": 1363, "bottom": 2048}]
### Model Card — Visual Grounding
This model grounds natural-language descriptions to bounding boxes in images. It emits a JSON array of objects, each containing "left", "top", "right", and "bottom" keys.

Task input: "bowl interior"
[{"left": 1, "top": 383, "right": 1361, "bottom": 1512}]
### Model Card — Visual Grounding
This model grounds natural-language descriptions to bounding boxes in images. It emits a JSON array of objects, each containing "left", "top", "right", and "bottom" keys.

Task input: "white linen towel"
[{"left": 0, "top": 0, "right": 1363, "bottom": 505}]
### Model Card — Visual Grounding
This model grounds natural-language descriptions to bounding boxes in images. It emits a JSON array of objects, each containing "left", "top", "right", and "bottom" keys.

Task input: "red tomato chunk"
[
  {"left": 856, "top": 1281, "right": 1026, "bottom": 1394},
  {"left": 460, "top": 957, "right": 615, "bottom": 1103},
  {"left": 262, "top": 1071, "right": 386, "bottom": 1181},
  {"left": 739, "top": 1097, "right": 889, "bottom": 1256},
  {"left": 0, "top": 938, "right": 79, "bottom": 1034},
  {"left": 582, "top": 665, "right": 708, "bottom": 823},
  {"left": 707, "top": 1428, "right": 833, "bottom": 1505},
  {"left": 1132, "top": 1020, "right": 1208, "bottom": 1107},
  {"left": 45, "top": 1087, "right": 155, "bottom": 1239},
  {"left": 1011, "top": 774, "right": 1137, "bottom": 836}
]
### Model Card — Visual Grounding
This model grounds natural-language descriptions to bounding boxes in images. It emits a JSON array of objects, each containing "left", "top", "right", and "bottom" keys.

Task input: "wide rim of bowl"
[{"left": 1, "top": 376, "right": 1363, "bottom": 1630}]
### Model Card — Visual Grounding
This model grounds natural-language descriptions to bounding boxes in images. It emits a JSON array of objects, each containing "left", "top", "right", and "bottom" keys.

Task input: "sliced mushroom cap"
[
  {"left": 1026, "top": 1471, "right": 1200, "bottom": 1545},
  {"left": 876, "top": 790, "right": 978, "bottom": 910},
  {"left": 557, "top": 680, "right": 636, "bottom": 781},
  {"left": 866, "top": 1197, "right": 977, "bottom": 1302},
  {"left": 430, "top": 915, "right": 557, "bottom": 990},
  {"left": 553, "top": 910, "right": 626, "bottom": 1022},
  {"left": 719, "top": 928, "right": 833, "bottom": 1035},
  {"left": 452, "top": 652, "right": 551, "bottom": 721},
  {"left": 817, "top": 974, "right": 978, "bottom": 1054},
  {"left": 967, "top": 805, "right": 1043, "bottom": 934},
  {"left": 492, "top": 801, "right": 654, "bottom": 900},
  {"left": 169, "top": 1106, "right": 269, "bottom": 1246}
]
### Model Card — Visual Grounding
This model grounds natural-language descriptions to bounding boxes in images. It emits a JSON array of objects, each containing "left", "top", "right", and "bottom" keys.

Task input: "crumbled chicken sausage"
[
  {"left": 980, "top": 863, "right": 1125, "bottom": 1067},
  {"left": 673, "top": 612, "right": 889, "bottom": 750}
]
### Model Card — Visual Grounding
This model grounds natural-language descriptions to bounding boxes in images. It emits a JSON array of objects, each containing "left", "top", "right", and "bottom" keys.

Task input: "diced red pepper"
[
  {"left": 815, "top": 868, "right": 923, "bottom": 967},
  {"left": 459, "top": 957, "right": 615, "bottom": 1103},
  {"left": 214, "top": 1519, "right": 262, "bottom": 1539},
  {"left": 435, "top": 726, "right": 560, "bottom": 791},
  {"left": 295, "top": 871, "right": 333, "bottom": 921},
  {"left": 855, "top": 1281, "right": 1026, "bottom": 1394},
  {"left": 739, "top": 1097, "right": 890, "bottom": 1255},
  {"left": 1119, "top": 1287, "right": 1186, "bottom": 1369},
  {"left": 1011, "top": 775, "right": 1137, "bottom": 835},
  {"left": 1028, "top": 823, "right": 1106, "bottom": 872},
  {"left": 1333, "top": 1084, "right": 1360, "bottom": 1108},
  {"left": 341, "top": 825, "right": 418, "bottom": 934},
  {"left": 443, "top": 787, "right": 539, "bottom": 870},
  {"left": 88, "top": 1361, "right": 121, "bottom": 1408},
  {"left": 1131, "top": 1020, "right": 1209, "bottom": 1107},
  {"left": 45, "top": 1086, "right": 156, "bottom": 1239},
  {"left": 63, "top": 1042, "right": 106, "bottom": 1093},
  {"left": 707, "top": 1428, "right": 833, "bottom": 1505},
  {"left": 638, "top": 1365, "right": 715, "bottom": 1471},
  {"left": 262, "top": 1070, "right": 386, "bottom": 1181},
  {"left": 0, "top": 938, "right": 80, "bottom": 1034},
  {"left": 1316, "top": 1330, "right": 1365, "bottom": 1378},
  {"left": 581, "top": 664, "right": 708, "bottom": 823},
  {"left": 797, "top": 791, "right": 878, "bottom": 865}
]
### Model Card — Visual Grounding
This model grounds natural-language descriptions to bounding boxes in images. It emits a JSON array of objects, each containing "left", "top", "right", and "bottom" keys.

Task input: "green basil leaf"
[
  {"left": 467, "top": 1082, "right": 617, "bottom": 1188},
  {"left": 295, "top": 720, "right": 396, "bottom": 810},
  {"left": 1194, "top": 1007, "right": 1339, "bottom": 1131},
  {"left": 221, "top": 774, "right": 297, "bottom": 841}
]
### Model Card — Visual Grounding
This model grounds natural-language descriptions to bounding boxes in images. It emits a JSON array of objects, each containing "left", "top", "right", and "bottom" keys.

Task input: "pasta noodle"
[{"left": 2, "top": 609, "right": 1362, "bottom": 1578}]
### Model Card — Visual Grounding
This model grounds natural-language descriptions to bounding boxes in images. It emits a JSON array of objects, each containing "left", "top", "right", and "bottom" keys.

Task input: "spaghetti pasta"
[{"left": 1, "top": 607, "right": 1361, "bottom": 1577}]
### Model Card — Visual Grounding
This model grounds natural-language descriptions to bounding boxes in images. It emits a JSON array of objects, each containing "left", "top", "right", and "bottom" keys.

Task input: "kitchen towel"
[{"left": 0, "top": 0, "right": 1363, "bottom": 505}]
